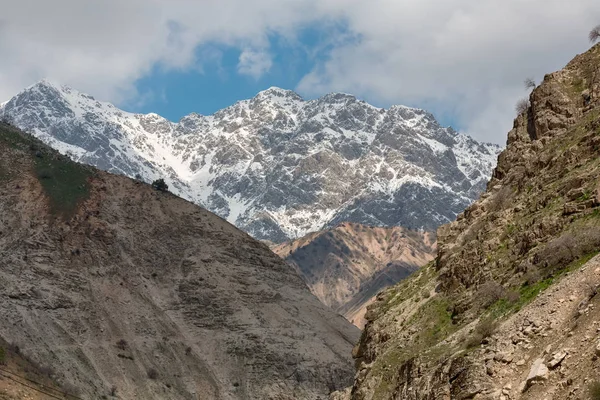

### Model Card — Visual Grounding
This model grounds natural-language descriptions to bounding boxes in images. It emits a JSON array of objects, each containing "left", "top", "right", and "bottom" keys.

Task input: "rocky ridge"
[
  {"left": 0, "top": 83, "right": 500, "bottom": 242},
  {"left": 0, "top": 122, "right": 360, "bottom": 400},
  {"left": 333, "top": 44, "right": 600, "bottom": 400},
  {"left": 272, "top": 223, "right": 436, "bottom": 328}
]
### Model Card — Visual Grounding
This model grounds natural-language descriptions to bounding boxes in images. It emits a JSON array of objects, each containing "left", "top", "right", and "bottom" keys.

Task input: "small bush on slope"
[{"left": 152, "top": 178, "right": 169, "bottom": 192}]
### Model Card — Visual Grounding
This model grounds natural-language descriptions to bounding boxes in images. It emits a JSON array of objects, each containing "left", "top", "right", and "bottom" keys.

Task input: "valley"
[
  {"left": 1, "top": 14, "right": 598, "bottom": 400},
  {"left": 273, "top": 223, "right": 436, "bottom": 328}
]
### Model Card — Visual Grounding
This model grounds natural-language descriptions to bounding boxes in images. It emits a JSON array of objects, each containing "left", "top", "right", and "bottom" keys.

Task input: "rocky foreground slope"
[
  {"left": 333, "top": 44, "right": 600, "bottom": 400},
  {"left": 0, "top": 82, "right": 500, "bottom": 242},
  {"left": 0, "top": 122, "right": 360, "bottom": 400},
  {"left": 272, "top": 223, "right": 435, "bottom": 328}
]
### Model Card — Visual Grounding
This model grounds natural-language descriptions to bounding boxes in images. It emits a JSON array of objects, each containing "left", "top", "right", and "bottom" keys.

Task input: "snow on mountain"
[{"left": 0, "top": 80, "right": 502, "bottom": 242}]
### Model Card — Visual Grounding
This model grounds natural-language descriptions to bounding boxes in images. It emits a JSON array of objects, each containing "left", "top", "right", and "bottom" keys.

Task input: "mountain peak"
[
  {"left": 27, "top": 80, "right": 97, "bottom": 104},
  {"left": 1, "top": 81, "right": 501, "bottom": 242},
  {"left": 254, "top": 86, "right": 303, "bottom": 101},
  {"left": 29, "top": 78, "right": 66, "bottom": 93},
  {"left": 34, "top": 77, "right": 59, "bottom": 88},
  {"left": 319, "top": 92, "right": 358, "bottom": 104}
]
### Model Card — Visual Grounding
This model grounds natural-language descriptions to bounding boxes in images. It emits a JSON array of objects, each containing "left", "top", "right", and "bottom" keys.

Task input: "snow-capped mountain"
[{"left": 0, "top": 80, "right": 501, "bottom": 242}]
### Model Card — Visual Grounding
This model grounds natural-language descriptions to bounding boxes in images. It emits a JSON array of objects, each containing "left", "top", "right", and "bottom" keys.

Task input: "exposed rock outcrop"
[{"left": 334, "top": 44, "right": 600, "bottom": 400}]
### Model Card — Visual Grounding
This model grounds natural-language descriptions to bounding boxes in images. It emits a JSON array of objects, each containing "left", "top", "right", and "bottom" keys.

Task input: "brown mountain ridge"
[
  {"left": 0, "top": 122, "right": 360, "bottom": 400},
  {"left": 272, "top": 223, "right": 436, "bottom": 328}
]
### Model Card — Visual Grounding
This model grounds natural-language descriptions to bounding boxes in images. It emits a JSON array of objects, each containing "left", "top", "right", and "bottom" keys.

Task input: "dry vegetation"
[
  {"left": 515, "top": 98, "right": 530, "bottom": 114},
  {"left": 590, "top": 25, "right": 600, "bottom": 44}
]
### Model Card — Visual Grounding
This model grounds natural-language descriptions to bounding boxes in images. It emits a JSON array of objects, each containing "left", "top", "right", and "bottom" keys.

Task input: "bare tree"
[
  {"left": 477, "top": 281, "right": 506, "bottom": 309},
  {"left": 524, "top": 78, "right": 536, "bottom": 90},
  {"left": 515, "top": 98, "right": 530, "bottom": 115},
  {"left": 590, "top": 25, "right": 600, "bottom": 43}
]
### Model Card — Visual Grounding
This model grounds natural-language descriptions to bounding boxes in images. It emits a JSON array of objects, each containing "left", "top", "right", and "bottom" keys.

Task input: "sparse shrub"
[
  {"left": 590, "top": 25, "right": 600, "bottom": 44},
  {"left": 147, "top": 368, "right": 159, "bottom": 380},
  {"left": 185, "top": 346, "right": 192, "bottom": 355},
  {"left": 37, "top": 169, "right": 53, "bottom": 180},
  {"left": 116, "top": 339, "right": 128, "bottom": 351},
  {"left": 478, "top": 281, "right": 506, "bottom": 309},
  {"left": 476, "top": 318, "right": 498, "bottom": 339},
  {"left": 466, "top": 332, "right": 482, "bottom": 348},
  {"left": 524, "top": 78, "right": 536, "bottom": 90},
  {"left": 534, "top": 228, "right": 600, "bottom": 273},
  {"left": 533, "top": 233, "right": 575, "bottom": 271},
  {"left": 588, "top": 380, "right": 600, "bottom": 400},
  {"left": 578, "top": 227, "right": 600, "bottom": 255},
  {"left": 0, "top": 347, "right": 5, "bottom": 365},
  {"left": 515, "top": 98, "right": 530, "bottom": 115},
  {"left": 151, "top": 178, "right": 168, "bottom": 192},
  {"left": 523, "top": 265, "right": 541, "bottom": 286},
  {"left": 27, "top": 361, "right": 55, "bottom": 379},
  {"left": 466, "top": 318, "right": 498, "bottom": 348},
  {"left": 555, "top": 233, "right": 577, "bottom": 259},
  {"left": 505, "top": 289, "right": 520, "bottom": 304},
  {"left": 488, "top": 185, "right": 512, "bottom": 212},
  {"left": 110, "top": 385, "right": 118, "bottom": 396},
  {"left": 61, "top": 382, "right": 81, "bottom": 397},
  {"left": 421, "top": 289, "right": 431, "bottom": 299}
]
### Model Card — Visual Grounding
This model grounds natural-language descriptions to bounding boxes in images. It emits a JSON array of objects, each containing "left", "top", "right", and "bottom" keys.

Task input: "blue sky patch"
[{"left": 127, "top": 21, "right": 363, "bottom": 121}]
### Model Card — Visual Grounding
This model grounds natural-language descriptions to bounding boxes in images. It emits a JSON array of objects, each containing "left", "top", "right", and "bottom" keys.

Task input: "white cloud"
[
  {"left": 1, "top": 0, "right": 599, "bottom": 143},
  {"left": 0, "top": 0, "right": 323, "bottom": 102},
  {"left": 238, "top": 49, "right": 273, "bottom": 79},
  {"left": 297, "top": 0, "right": 600, "bottom": 143}
]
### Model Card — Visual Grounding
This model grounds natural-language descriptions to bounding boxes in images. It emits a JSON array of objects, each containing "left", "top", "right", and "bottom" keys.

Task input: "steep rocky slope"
[
  {"left": 333, "top": 44, "right": 600, "bottom": 400},
  {"left": 0, "top": 122, "right": 360, "bottom": 400},
  {"left": 272, "top": 223, "right": 436, "bottom": 328},
  {"left": 0, "top": 83, "right": 500, "bottom": 242},
  {"left": 0, "top": 336, "right": 76, "bottom": 400}
]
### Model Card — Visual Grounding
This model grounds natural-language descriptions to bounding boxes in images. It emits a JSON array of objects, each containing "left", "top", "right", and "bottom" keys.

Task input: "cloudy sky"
[{"left": 1, "top": 0, "right": 599, "bottom": 144}]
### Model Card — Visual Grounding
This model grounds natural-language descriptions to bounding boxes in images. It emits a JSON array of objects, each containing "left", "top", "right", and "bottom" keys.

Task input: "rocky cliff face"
[
  {"left": 0, "top": 83, "right": 500, "bottom": 243},
  {"left": 333, "top": 44, "right": 600, "bottom": 400},
  {"left": 272, "top": 223, "right": 436, "bottom": 328},
  {"left": 0, "top": 122, "right": 360, "bottom": 400}
]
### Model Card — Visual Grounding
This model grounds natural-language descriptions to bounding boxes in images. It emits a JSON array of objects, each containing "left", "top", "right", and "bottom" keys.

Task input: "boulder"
[
  {"left": 547, "top": 351, "right": 567, "bottom": 369},
  {"left": 523, "top": 358, "right": 548, "bottom": 391}
]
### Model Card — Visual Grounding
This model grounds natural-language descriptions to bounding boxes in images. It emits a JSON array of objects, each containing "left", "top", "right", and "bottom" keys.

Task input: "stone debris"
[
  {"left": 524, "top": 358, "right": 549, "bottom": 391},
  {"left": 547, "top": 350, "right": 568, "bottom": 369}
]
